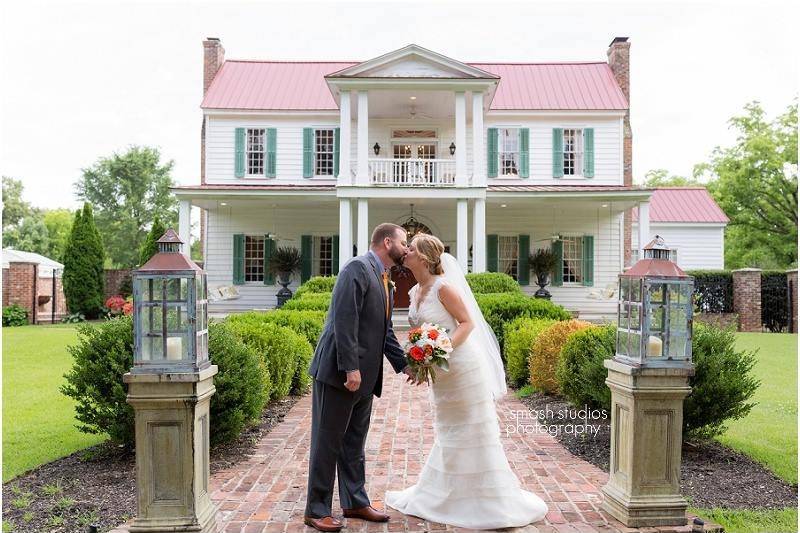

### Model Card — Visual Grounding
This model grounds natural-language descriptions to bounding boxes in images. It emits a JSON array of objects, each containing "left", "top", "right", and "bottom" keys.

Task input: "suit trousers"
[{"left": 305, "top": 378, "right": 374, "bottom": 518}]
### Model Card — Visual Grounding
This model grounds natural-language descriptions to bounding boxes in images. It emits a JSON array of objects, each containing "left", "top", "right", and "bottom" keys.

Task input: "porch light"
[
  {"left": 373, "top": 142, "right": 380, "bottom": 155},
  {"left": 449, "top": 142, "right": 456, "bottom": 155}
]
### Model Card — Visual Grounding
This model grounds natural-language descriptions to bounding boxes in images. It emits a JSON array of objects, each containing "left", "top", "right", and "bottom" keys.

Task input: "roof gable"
[{"left": 632, "top": 188, "right": 729, "bottom": 224}]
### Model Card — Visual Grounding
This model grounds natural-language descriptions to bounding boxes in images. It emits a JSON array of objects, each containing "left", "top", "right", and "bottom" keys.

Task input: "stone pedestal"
[
  {"left": 601, "top": 359, "right": 693, "bottom": 527},
  {"left": 124, "top": 365, "right": 218, "bottom": 532}
]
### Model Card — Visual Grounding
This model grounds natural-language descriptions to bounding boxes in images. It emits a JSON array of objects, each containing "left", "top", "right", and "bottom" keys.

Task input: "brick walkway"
[{"left": 113, "top": 360, "right": 707, "bottom": 533}]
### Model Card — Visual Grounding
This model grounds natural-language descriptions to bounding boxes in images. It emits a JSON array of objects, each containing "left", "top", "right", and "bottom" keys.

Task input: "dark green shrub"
[
  {"left": 556, "top": 324, "right": 615, "bottom": 409},
  {"left": 685, "top": 270, "right": 733, "bottom": 314},
  {"left": 294, "top": 276, "right": 337, "bottom": 298},
  {"left": 466, "top": 272, "right": 522, "bottom": 294},
  {"left": 504, "top": 317, "right": 557, "bottom": 387},
  {"left": 62, "top": 203, "right": 105, "bottom": 318},
  {"left": 227, "top": 309, "right": 326, "bottom": 346},
  {"left": 207, "top": 322, "right": 269, "bottom": 445},
  {"left": 684, "top": 324, "right": 760, "bottom": 439},
  {"left": 2, "top": 304, "right": 28, "bottom": 327},
  {"left": 475, "top": 292, "right": 571, "bottom": 352},
  {"left": 282, "top": 292, "right": 331, "bottom": 312},
  {"left": 138, "top": 216, "right": 166, "bottom": 267}
]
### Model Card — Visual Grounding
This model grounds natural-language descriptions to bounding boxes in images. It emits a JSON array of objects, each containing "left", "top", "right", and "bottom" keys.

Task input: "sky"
[{"left": 1, "top": 0, "right": 797, "bottom": 211}]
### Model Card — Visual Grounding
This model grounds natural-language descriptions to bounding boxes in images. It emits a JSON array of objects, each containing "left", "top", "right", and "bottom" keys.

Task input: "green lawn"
[
  {"left": 691, "top": 507, "right": 798, "bottom": 533},
  {"left": 2, "top": 323, "right": 105, "bottom": 481},
  {"left": 715, "top": 333, "right": 798, "bottom": 484}
]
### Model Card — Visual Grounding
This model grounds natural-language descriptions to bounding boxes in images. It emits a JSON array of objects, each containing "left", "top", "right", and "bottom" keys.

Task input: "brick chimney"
[
  {"left": 608, "top": 37, "right": 634, "bottom": 264},
  {"left": 203, "top": 37, "right": 225, "bottom": 95}
]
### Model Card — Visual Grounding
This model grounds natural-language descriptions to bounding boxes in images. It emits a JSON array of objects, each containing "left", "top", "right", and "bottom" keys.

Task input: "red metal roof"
[
  {"left": 172, "top": 184, "right": 336, "bottom": 191},
  {"left": 488, "top": 184, "right": 646, "bottom": 192},
  {"left": 632, "top": 187, "right": 729, "bottom": 224},
  {"left": 201, "top": 60, "right": 628, "bottom": 111}
]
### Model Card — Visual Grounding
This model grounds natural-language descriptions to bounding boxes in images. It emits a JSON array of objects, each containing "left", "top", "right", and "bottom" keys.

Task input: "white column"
[
  {"left": 339, "top": 90, "right": 351, "bottom": 184},
  {"left": 356, "top": 91, "right": 369, "bottom": 185},
  {"left": 472, "top": 198, "right": 486, "bottom": 272},
  {"left": 178, "top": 199, "right": 191, "bottom": 256},
  {"left": 357, "top": 198, "right": 369, "bottom": 254},
  {"left": 456, "top": 199, "right": 469, "bottom": 272},
  {"left": 454, "top": 91, "right": 467, "bottom": 186},
  {"left": 638, "top": 201, "right": 651, "bottom": 257},
  {"left": 472, "top": 92, "right": 485, "bottom": 187},
  {"left": 339, "top": 198, "right": 352, "bottom": 270}
]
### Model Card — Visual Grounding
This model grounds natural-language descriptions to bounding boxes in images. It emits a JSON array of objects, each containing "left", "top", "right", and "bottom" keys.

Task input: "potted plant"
[
  {"left": 269, "top": 246, "right": 302, "bottom": 307},
  {"left": 529, "top": 248, "right": 557, "bottom": 299}
]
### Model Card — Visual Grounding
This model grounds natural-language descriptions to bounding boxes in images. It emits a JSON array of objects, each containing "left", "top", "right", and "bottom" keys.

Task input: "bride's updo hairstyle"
[{"left": 412, "top": 233, "right": 445, "bottom": 275}]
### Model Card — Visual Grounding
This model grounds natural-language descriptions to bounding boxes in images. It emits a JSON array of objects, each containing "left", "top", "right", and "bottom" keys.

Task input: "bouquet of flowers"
[{"left": 403, "top": 322, "right": 453, "bottom": 384}]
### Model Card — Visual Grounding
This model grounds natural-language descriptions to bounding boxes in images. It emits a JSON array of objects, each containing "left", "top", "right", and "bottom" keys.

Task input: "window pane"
[
  {"left": 244, "top": 236, "right": 265, "bottom": 282},
  {"left": 315, "top": 129, "right": 335, "bottom": 175},
  {"left": 498, "top": 236, "right": 518, "bottom": 281},
  {"left": 247, "top": 128, "right": 265, "bottom": 175},
  {"left": 561, "top": 237, "right": 583, "bottom": 283},
  {"left": 562, "top": 129, "right": 584, "bottom": 176},
  {"left": 499, "top": 128, "right": 519, "bottom": 176},
  {"left": 313, "top": 236, "right": 333, "bottom": 277}
]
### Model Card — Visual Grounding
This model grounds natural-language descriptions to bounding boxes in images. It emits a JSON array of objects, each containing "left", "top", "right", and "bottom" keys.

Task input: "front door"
[
  {"left": 393, "top": 143, "right": 436, "bottom": 184},
  {"left": 391, "top": 265, "right": 416, "bottom": 309}
]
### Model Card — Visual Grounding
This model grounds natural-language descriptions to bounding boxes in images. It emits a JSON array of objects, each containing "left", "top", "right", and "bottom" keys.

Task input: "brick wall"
[
  {"left": 37, "top": 275, "right": 68, "bottom": 323},
  {"left": 788, "top": 269, "right": 797, "bottom": 333},
  {"left": 105, "top": 269, "right": 133, "bottom": 299},
  {"left": 732, "top": 268, "right": 762, "bottom": 332},
  {"left": 2, "top": 268, "right": 8, "bottom": 308},
  {"left": 4, "top": 262, "right": 38, "bottom": 324}
]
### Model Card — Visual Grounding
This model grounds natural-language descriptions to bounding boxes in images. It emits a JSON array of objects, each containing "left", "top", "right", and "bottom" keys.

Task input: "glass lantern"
[
  {"left": 132, "top": 229, "right": 209, "bottom": 373},
  {"left": 616, "top": 235, "right": 694, "bottom": 368}
]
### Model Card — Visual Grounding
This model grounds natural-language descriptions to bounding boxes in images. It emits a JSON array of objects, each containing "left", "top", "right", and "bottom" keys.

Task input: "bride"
[{"left": 385, "top": 233, "right": 548, "bottom": 529}]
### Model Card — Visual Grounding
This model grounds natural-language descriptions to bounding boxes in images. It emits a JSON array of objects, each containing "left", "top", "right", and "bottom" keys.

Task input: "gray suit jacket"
[{"left": 308, "top": 253, "right": 407, "bottom": 397}]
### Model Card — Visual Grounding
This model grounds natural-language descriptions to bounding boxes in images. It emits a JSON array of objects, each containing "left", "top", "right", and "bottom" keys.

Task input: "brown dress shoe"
[
  {"left": 343, "top": 505, "right": 390, "bottom": 522},
  {"left": 303, "top": 515, "right": 343, "bottom": 532}
]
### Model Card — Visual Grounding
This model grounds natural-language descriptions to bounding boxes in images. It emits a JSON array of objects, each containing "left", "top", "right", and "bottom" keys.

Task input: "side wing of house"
[{"left": 632, "top": 223, "right": 725, "bottom": 270}]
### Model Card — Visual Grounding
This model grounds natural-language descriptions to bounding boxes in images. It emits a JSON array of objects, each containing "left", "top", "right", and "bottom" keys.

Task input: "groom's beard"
[{"left": 388, "top": 246, "right": 406, "bottom": 267}]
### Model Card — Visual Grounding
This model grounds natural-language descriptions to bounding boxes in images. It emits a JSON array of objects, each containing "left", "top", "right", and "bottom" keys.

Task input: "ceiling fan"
[{"left": 408, "top": 104, "right": 434, "bottom": 120}]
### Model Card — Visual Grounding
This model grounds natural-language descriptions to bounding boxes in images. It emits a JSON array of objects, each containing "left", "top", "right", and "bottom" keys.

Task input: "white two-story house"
[{"left": 174, "top": 38, "right": 654, "bottom": 320}]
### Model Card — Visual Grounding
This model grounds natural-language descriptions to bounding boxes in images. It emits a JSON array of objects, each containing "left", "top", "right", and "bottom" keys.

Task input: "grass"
[
  {"left": 690, "top": 507, "right": 798, "bottom": 533},
  {"left": 2, "top": 322, "right": 106, "bottom": 482},
  {"left": 715, "top": 333, "right": 798, "bottom": 484}
]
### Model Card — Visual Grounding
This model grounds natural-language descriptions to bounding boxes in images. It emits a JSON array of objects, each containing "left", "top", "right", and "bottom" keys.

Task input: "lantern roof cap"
[
  {"left": 138, "top": 252, "right": 203, "bottom": 273},
  {"left": 622, "top": 259, "right": 688, "bottom": 278},
  {"left": 157, "top": 228, "right": 183, "bottom": 244},
  {"left": 643, "top": 235, "right": 669, "bottom": 252}
]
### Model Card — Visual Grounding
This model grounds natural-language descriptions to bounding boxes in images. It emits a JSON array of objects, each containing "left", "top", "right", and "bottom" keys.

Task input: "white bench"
[{"left": 207, "top": 285, "right": 241, "bottom": 302}]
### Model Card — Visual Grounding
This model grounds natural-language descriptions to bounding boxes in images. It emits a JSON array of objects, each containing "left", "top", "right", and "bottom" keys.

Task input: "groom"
[{"left": 305, "top": 223, "right": 415, "bottom": 532}]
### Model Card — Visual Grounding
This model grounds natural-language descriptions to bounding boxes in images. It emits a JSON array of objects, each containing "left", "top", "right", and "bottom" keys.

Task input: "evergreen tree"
[
  {"left": 138, "top": 216, "right": 167, "bottom": 266},
  {"left": 62, "top": 203, "right": 106, "bottom": 317}
]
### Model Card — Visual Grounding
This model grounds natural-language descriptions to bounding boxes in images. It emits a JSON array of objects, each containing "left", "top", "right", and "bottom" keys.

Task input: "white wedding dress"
[{"left": 385, "top": 275, "right": 548, "bottom": 529}]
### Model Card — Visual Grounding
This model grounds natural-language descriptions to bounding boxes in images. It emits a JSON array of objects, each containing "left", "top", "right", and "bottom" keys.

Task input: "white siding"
[{"left": 632, "top": 223, "right": 725, "bottom": 270}]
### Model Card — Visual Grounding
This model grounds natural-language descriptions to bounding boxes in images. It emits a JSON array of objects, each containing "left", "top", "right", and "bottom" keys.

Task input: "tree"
[
  {"left": 641, "top": 168, "right": 700, "bottom": 188},
  {"left": 62, "top": 203, "right": 106, "bottom": 318},
  {"left": 4, "top": 217, "right": 50, "bottom": 255},
  {"left": 697, "top": 101, "right": 798, "bottom": 268},
  {"left": 75, "top": 146, "right": 177, "bottom": 268},
  {"left": 43, "top": 208, "right": 73, "bottom": 261},
  {"left": 2, "top": 176, "right": 34, "bottom": 229},
  {"left": 138, "top": 216, "right": 166, "bottom": 266}
]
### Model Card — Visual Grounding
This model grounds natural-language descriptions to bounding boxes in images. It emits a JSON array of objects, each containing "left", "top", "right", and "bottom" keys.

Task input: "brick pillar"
[
  {"left": 7, "top": 262, "right": 39, "bottom": 324},
  {"left": 787, "top": 269, "right": 797, "bottom": 334},
  {"left": 732, "top": 268, "right": 762, "bottom": 332},
  {"left": 608, "top": 37, "right": 633, "bottom": 265}
]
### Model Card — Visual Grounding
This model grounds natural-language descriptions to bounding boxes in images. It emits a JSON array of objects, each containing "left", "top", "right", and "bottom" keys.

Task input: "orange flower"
[
  {"left": 424, "top": 345, "right": 433, "bottom": 356},
  {"left": 427, "top": 329, "right": 439, "bottom": 341},
  {"left": 409, "top": 346, "right": 425, "bottom": 362}
]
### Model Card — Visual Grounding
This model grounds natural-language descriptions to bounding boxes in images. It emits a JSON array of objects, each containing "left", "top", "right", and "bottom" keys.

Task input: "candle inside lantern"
[
  {"left": 647, "top": 335, "right": 663, "bottom": 357},
  {"left": 167, "top": 337, "right": 183, "bottom": 360}
]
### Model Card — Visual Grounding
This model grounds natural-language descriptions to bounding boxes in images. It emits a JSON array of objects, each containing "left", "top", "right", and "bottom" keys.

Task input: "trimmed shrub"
[
  {"left": 294, "top": 276, "right": 337, "bottom": 298},
  {"left": 139, "top": 216, "right": 166, "bottom": 267},
  {"left": 207, "top": 322, "right": 269, "bottom": 445},
  {"left": 282, "top": 292, "right": 331, "bottom": 312},
  {"left": 227, "top": 309, "right": 326, "bottom": 346},
  {"left": 3, "top": 304, "right": 28, "bottom": 326},
  {"left": 684, "top": 323, "right": 759, "bottom": 439},
  {"left": 62, "top": 203, "right": 105, "bottom": 318},
  {"left": 475, "top": 292, "right": 572, "bottom": 352},
  {"left": 466, "top": 272, "right": 522, "bottom": 294},
  {"left": 529, "top": 319, "right": 592, "bottom": 394},
  {"left": 504, "top": 317, "right": 557, "bottom": 387},
  {"left": 556, "top": 324, "right": 615, "bottom": 409}
]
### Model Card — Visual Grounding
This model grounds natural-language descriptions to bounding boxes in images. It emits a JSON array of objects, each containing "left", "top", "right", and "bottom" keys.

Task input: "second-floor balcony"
[{"left": 368, "top": 158, "right": 456, "bottom": 186}]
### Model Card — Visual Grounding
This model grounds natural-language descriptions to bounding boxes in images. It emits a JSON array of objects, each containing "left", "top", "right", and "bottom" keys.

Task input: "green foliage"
[
  {"left": 2, "top": 304, "right": 28, "bottom": 327},
  {"left": 207, "top": 322, "right": 269, "bottom": 445},
  {"left": 269, "top": 247, "right": 302, "bottom": 274},
  {"left": 640, "top": 168, "right": 701, "bottom": 187},
  {"left": 503, "top": 317, "right": 556, "bottom": 387},
  {"left": 2, "top": 176, "right": 34, "bottom": 229},
  {"left": 685, "top": 324, "right": 760, "bottom": 439},
  {"left": 530, "top": 320, "right": 592, "bottom": 394},
  {"left": 227, "top": 309, "right": 326, "bottom": 346},
  {"left": 475, "top": 292, "right": 571, "bottom": 352},
  {"left": 62, "top": 204, "right": 105, "bottom": 318},
  {"left": 60, "top": 312, "right": 86, "bottom": 324},
  {"left": 294, "top": 276, "right": 337, "bottom": 298},
  {"left": 529, "top": 248, "right": 557, "bottom": 279},
  {"left": 138, "top": 216, "right": 166, "bottom": 267},
  {"left": 3, "top": 217, "right": 50, "bottom": 255},
  {"left": 282, "top": 292, "right": 332, "bottom": 312},
  {"left": 75, "top": 146, "right": 177, "bottom": 268},
  {"left": 42, "top": 209, "right": 73, "bottom": 262},
  {"left": 684, "top": 270, "right": 733, "bottom": 313},
  {"left": 465, "top": 272, "right": 522, "bottom": 294},
  {"left": 556, "top": 324, "right": 615, "bottom": 409}
]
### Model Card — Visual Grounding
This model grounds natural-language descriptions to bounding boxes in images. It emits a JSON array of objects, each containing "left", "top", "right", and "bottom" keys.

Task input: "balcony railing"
[{"left": 368, "top": 158, "right": 456, "bottom": 186}]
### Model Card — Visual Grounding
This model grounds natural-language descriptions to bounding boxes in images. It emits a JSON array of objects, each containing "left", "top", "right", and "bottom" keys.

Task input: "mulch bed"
[
  {"left": 518, "top": 390, "right": 798, "bottom": 509},
  {"left": 2, "top": 395, "right": 300, "bottom": 533}
]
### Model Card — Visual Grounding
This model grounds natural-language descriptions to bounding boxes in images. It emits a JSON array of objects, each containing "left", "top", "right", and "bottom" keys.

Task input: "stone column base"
[{"left": 602, "top": 482, "right": 687, "bottom": 527}]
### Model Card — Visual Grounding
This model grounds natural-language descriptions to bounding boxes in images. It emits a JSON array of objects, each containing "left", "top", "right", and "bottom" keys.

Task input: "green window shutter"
[
  {"left": 301, "top": 235, "right": 313, "bottom": 282},
  {"left": 332, "top": 235, "right": 340, "bottom": 275},
  {"left": 486, "top": 234, "right": 498, "bottom": 272},
  {"left": 583, "top": 128, "right": 594, "bottom": 178},
  {"left": 265, "top": 128, "right": 277, "bottom": 178},
  {"left": 233, "top": 234, "right": 244, "bottom": 285},
  {"left": 487, "top": 128, "right": 498, "bottom": 178},
  {"left": 551, "top": 240, "right": 563, "bottom": 287},
  {"left": 552, "top": 128, "right": 564, "bottom": 178},
  {"left": 263, "top": 237, "right": 275, "bottom": 285},
  {"left": 333, "top": 127, "right": 340, "bottom": 178},
  {"left": 519, "top": 128, "right": 530, "bottom": 178},
  {"left": 302, "top": 128, "right": 314, "bottom": 178},
  {"left": 517, "top": 234, "right": 530, "bottom": 285},
  {"left": 234, "top": 128, "right": 246, "bottom": 178},
  {"left": 582, "top": 235, "right": 594, "bottom": 287}
]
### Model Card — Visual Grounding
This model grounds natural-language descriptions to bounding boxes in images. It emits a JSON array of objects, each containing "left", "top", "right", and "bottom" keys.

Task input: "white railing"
[{"left": 368, "top": 158, "right": 456, "bottom": 186}]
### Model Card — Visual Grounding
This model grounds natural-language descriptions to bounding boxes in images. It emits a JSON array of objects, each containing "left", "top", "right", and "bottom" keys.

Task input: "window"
[
  {"left": 629, "top": 248, "right": 677, "bottom": 265},
  {"left": 563, "top": 129, "right": 584, "bottom": 176},
  {"left": 246, "top": 128, "right": 265, "bottom": 175},
  {"left": 562, "top": 236, "right": 584, "bottom": 283},
  {"left": 313, "top": 236, "right": 334, "bottom": 276},
  {"left": 244, "top": 235, "right": 265, "bottom": 282},
  {"left": 499, "top": 128, "right": 519, "bottom": 176},
  {"left": 498, "top": 236, "right": 519, "bottom": 280},
  {"left": 315, "top": 129, "right": 335, "bottom": 176}
]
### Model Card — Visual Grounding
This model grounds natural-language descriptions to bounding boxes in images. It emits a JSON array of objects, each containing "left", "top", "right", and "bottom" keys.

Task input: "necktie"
[{"left": 382, "top": 271, "right": 390, "bottom": 319}]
